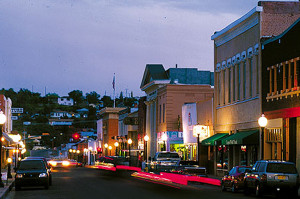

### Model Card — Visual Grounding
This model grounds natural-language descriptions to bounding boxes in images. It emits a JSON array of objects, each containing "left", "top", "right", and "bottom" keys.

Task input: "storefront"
[
  {"left": 221, "top": 130, "right": 259, "bottom": 169},
  {"left": 201, "top": 133, "right": 228, "bottom": 175},
  {"left": 157, "top": 131, "right": 183, "bottom": 153}
]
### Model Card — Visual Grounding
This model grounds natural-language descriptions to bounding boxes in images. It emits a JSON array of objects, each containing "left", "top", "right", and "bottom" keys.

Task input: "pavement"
[{"left": 0, "top": 170, "right": 15, "bottom": 199}]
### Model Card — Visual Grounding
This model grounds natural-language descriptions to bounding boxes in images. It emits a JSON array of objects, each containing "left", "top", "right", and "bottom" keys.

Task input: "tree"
[
  {"left": 100, "top": 96, "right": 113, "bottom": 107},
  {"left": 86, "top": 91, "right": 100, "bottom": 104},
  {"left": 68, "top": 90, "right": 84, "bottom": 105}
]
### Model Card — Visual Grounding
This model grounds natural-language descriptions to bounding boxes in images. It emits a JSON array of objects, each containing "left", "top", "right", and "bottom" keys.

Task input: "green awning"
[
  {"left": 221, "top": 130, "right": 259, "bottom": 145},
  {"left": 201, "top": 133, "right": 228, "bottom": 146}
]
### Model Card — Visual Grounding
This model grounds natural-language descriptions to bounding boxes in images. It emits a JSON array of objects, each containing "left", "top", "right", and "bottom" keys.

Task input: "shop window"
[
  {"left": 249, "top": 58, "right": 252, "bottom": 97},
  {"left": 237, "top": 63, "right": 241, "bottom": 100},
  {"left": 232, "top": 65, "right": 235, "bottom": 101},
  {"left": 240, "top": 145, "right": 247, "bottom": 166},
  {"left": 243, "top": 62, "right": 246, "bottom": 99},
  {"left": 228, "top": 68, "right": 231, "bottom": 103},
  {"left": 266, "top": 128, "right": 282, "bottom": 143}
]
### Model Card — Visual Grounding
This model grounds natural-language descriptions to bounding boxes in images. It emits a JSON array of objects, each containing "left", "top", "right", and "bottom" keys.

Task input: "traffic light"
[{"left": 72, "top": 133, "right": 80, "bottom": 140}]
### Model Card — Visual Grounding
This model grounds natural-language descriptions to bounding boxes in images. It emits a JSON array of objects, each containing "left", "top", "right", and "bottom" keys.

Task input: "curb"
[{"left": 0, "top": 180, "right": 15, "bottom": 199}]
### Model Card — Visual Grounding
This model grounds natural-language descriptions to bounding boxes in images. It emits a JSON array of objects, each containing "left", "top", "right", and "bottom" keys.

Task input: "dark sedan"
[
  {"left": 15, "top": 159, "right": 51, "bottom": 190},
  {"left": 221, "top": 166, "right": 251, "bottom": 192}
]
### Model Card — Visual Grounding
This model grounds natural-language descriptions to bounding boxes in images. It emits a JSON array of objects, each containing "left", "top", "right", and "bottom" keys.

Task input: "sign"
[
  {"left": 192, "top": 125, "right": 209, "bottom": 142},
  {"left": 11, "top": 116, "right": 18, "bottom": 120},
  {"left": 12, "top": 108, "right": 23, "bottom": 114}
]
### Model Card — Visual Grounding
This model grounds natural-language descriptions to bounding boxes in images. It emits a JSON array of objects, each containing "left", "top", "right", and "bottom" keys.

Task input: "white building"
[{"left": 58, "top": 97, "right": 74, "bottom": 106}]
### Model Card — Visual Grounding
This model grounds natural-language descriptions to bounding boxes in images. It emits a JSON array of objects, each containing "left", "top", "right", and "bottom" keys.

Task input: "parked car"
[
  {"left": 171, "top": 161, "right": 207, "bottom": 176},
  {"left": 24, "top": 156, "right": 52, "bottom": 185},
  {"left": 153, "top": 152, "right": 181, "bottom": 161},
  {"left": 15, "top": 159, "right": 51, "bottom": 190},
  {"left": 221, "top": 166, "right": 251, "bottom": 192},
  {"left": 244, "top": 160, "right": 299, "bottom": 197}
]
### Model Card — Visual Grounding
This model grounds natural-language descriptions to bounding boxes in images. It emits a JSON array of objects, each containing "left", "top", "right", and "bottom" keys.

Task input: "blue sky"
[{"left": 0, "top": 0, "right": 296, "bottom": 98}]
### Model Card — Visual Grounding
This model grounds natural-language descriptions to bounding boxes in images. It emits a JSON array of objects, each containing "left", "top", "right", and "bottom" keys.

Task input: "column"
[
  {"left": 145, "top": 101, "right": 151, "bottom": 160},
  {"left": 288, "top": 61, "right": 292, "bottom": 90},
  {"left": 274, "top": 66, "right": 277, "bottom": 94},
  {"left": 283, "top": 62, "right": 286, "bottom": 91},
  {"left": 294, "top": 59, "right": 298, "bottom": 88},
  {"left": 269, "top": 67, "right": 272, "bottom": 95}
]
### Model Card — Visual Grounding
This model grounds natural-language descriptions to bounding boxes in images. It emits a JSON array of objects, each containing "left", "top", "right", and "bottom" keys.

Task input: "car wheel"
[
  {"left": 221, "top": 182, "right": 226, "bottom": 192},
  {"left": 255, "top": 183, "right": 261, "bottom": 197},
  {"left": 49, "top": 176, "right": 52, "bottom": 186},
  {"left": 15, "top": 185, "right": 21, "bottom": 191},
  {"left": 244, "top": 182, "right": 250, "bottom": 195},
  {"left": 231, "top": 183, "right": 237, "bottom": 193},
  {"left": 44, "top": 181, "right": 49, "bottom": 190}
]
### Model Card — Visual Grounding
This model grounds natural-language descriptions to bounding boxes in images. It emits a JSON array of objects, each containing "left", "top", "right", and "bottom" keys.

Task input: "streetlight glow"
[
  {"left": 258, "top": 114, "right": 268, "bottom": 127},
  {"left": 104, "top": 143, "right": 108, "bottom": 148},
  {"left": 144, "top": 135, "right": 149, "bottom": 142},
  {"left": 114, "top": 142, "right": 119, "bottom": 147},
  {"left": 0, "top": 112, "right": 6, "bottom": 125},
  {"left": 128, "top": 138, "right": 132, "bottom": 145}
]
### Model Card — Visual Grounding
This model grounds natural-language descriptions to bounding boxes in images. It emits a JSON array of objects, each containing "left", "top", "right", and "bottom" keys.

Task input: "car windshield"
[
  {"left": 18, "top": 160, "right": 45, "bottom": 170},
  {"left": 158, "top": 153, "right": 179, "bottom": 158},
  {"left": 266, "top": 163, "right": 297, "bottom": 174},
  {"left": 238, "top": 167, "right": 251, "bottom": 173}
]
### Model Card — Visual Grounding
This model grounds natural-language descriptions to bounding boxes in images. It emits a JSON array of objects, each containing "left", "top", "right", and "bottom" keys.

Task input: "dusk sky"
[{"left": 0, "top": 0, "right": 296, "bottom": 98}]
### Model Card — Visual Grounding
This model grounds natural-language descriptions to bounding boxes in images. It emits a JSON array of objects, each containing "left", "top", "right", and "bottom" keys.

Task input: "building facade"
[
  {"left": 262, "top": 18, "right": 300, "bottom": 170},
  {"left": 140, "top": 64, "right": 214, "bottom": 159},
  {"left": 211, "top": 1, "right": 300, "bottom": 175}
]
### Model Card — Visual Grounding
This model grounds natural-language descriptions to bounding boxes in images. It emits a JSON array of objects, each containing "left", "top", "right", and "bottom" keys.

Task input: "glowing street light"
[
  {"left": 114, "top": 142, "right": 119, "bottom": 156},
  {"left": 0, "top": 111, "right": 7, "bottom": 187},
  {"left": 161, "top": 134, "right": 168, "bottom": 151},
  {"left": 128, "top": 139, "right": 132, "bottom": 166},
  {"left": 108, "top": 146, "right": 112, "bottom": 156},
  {"left": 258, "top": 114, "right": 268, "bottom": 160},
  {"left": 144, "top": 135, "right": 149, "bottom": 162}
]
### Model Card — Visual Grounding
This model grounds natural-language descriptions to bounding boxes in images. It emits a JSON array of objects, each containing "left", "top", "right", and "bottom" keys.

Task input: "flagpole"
[{"left": 113, "top": 73, "right": 116, "bottom": 108}]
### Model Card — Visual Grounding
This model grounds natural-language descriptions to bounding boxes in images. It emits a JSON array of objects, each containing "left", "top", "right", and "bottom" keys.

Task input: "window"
[
  {"left": 258, "top": 162, "right": 266, "bottom": 172},
  {"left": 223, "top": 70, "right": 225, "bottom": 104},
  {"left": 249, "top": 58, "right": 252, "bottom": 97},
  {"left": 228, "top": 68, "right": 231, "bottom": 103},
  {"left": 218, "top": 73, "right": 221, "bottom": 105},
  {"left": 266, "top": 163, "right": 297, "bottom": 174},
  {"left": 232, "top": 65, "right": 235, "bottom": 101},
  {"left": 159, "top": 105, "right": 162, "bottom": 123},
  {"left": 243, "top": 61, "right": 246, "bottom": 99},
  {"left": 256, "top": 56, "right": 259, "bottom": 95},
  {"left": 163, "top": 104, "right": 165, "bottom": 123},
  {"left": 237, "top": 63, "right": 241, "bottom": 100}
]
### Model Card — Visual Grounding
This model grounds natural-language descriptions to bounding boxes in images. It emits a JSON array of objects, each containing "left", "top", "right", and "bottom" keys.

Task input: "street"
[{"left": 5, "top": 167, "right": 260, "bottom": 199}]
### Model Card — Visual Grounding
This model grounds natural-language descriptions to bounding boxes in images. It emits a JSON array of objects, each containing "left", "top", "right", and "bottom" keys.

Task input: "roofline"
[
  {"left": 211, "top": 6, "right": 263, "bottom": 40},
  {"left": 140, "top": 80, "right": 171, "bottom": 91},
  {"left": 262, "top": 17, "right": 300, "bottom": 46}
]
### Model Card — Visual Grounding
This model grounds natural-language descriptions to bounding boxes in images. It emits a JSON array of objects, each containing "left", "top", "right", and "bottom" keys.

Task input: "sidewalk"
[{"left": 0, "top": 171, "right": 15, "bottom": 199}]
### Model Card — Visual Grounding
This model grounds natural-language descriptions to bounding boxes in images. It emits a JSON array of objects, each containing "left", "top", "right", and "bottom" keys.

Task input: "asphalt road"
[{"left": 6, "top": 167, "right": 267, "bottom": 199}]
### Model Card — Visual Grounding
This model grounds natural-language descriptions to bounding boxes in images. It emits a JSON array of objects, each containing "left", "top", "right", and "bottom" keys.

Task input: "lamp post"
[
  {"left": 104, "top": 143, "right": 108, "bottom": 156},
  {"left": 7, "top": 158, "right": 12, "bottom": 179},
  {"left": 128, "top": 138, "right": 132, "bottom": 166},
  {"left": 193, "top": 125, "right": 203, "bottom": 166},
  {"left": 161, "top": 134, "right": 167, "bottom": 151},
  {"left": 258, "top": 114, "right": 268, "bottom": 160},
  {"left": 114, "top": 142, "right": 119, "bottom": 156},
  {"left": 144, "top": 135, "right": 149, "bottom": 162},
  {"left": 108, "top": 146, "right": 112, "bottom": 156},
  {"left": 0, "top": 111, "right": 7, "bottom": 187}
]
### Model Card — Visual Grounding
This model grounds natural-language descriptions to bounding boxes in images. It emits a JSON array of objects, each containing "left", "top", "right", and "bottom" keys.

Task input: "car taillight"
[{"left": 261, "top": 174, "right": 267, "bottom": 182}]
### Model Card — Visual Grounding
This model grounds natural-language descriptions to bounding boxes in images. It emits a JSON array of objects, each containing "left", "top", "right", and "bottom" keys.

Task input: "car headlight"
[
  {"left": 49, "top": 161, "right": 57, "bottom": 167},
  {"left": 39, "top": 173, "right": 48, "bottom": 178},
  {"left": 16, "top": 174, "right": 23, "bottom": 178},
  {"left": 62, "top": 161, "right": 70, "bottom": 166}
]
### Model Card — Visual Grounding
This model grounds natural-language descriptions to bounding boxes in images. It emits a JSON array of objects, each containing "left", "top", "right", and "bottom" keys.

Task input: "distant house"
[
  {"left": 58, "top": 97, "right": 74, "bottom": 106},
  {"left": 77, "top": 108, "right": 89, "bottom": 118},
  {"left": 50, "top": 110, "right": 72, "bottom": 118},
  {"left": 49, "top": 119, "right": 73, "bottom": 126}
]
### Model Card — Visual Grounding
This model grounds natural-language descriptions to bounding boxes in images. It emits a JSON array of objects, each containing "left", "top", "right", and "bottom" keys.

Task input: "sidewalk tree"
[{"left": 86, "top": 91, "right": 100, "bottom": 104}]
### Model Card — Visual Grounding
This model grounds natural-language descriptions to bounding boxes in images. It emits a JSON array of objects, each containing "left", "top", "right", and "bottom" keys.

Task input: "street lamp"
[
  {"left": 7, "top": 157, "right": 12, "bottom": 179},
  {"left": 193, "top": 124, "right": 204, "bottom": 166},
  {"left": 0, "top": 111, "right": 7, "bottom": 187},
  {"left": 128, "top": 138, "right": 132, "bottom": 166},
  {"left": 108, "top": 146, "right": 112, "bottom": 156},
  {"left": 104, "top": 143, "right": 108, "bottom": 156},
  {"left": 144, "top": 135, "right": 149, "bottom": 162},
  {"left": 161, "top": 134, "right": 167, "bottom": 151},
  {"left": 258, "top": 114, "right": 268, "bottom": 160},
  {"left": 114, "top": 142, "right": 119, "bottom": 156}
]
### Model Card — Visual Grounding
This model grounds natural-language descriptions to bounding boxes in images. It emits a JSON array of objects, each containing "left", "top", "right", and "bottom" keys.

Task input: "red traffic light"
[{"left": 72, "top": 133, "right": 80, "bottom": 140}]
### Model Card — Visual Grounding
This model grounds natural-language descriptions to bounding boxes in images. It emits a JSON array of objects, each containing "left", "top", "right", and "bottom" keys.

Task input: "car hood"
[{"left": 17, "top": 169, "right": 46, "bottom": 174}]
